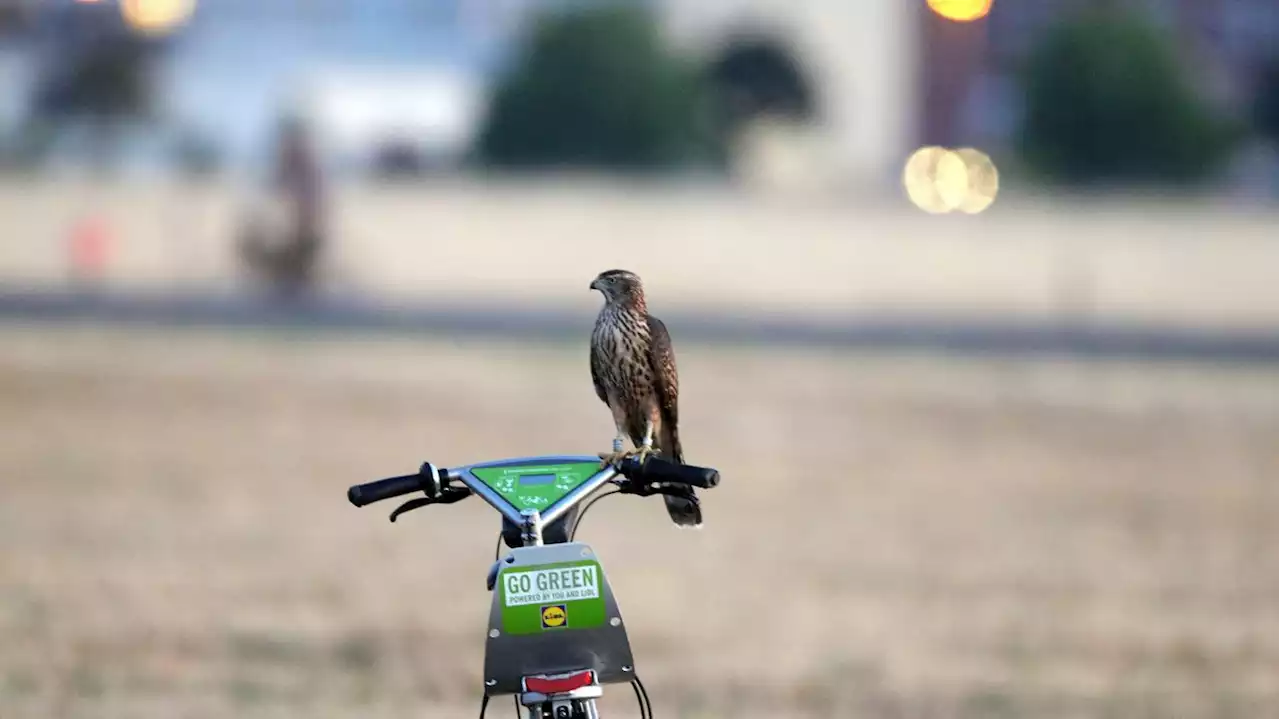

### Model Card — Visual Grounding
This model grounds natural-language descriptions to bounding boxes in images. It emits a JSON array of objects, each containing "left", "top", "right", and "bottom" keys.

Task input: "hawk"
[{"left": 589, "top": 269, "right": 701, "bottom": 527}]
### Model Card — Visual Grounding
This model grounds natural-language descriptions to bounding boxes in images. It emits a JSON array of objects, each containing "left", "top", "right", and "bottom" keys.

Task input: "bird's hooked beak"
[{"left": 589, "top": 278, "right": 602, "bottom": 292}]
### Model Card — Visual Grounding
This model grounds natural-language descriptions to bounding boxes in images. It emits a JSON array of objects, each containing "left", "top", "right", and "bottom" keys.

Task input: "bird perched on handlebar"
[{"left": 589, "top": 269, "right": 701, "bottom": 528}]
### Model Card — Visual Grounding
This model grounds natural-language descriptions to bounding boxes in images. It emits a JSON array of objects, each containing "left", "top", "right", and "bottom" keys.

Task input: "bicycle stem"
[{"left": 519, "top": 508, "right": 544, "bottom": 547}]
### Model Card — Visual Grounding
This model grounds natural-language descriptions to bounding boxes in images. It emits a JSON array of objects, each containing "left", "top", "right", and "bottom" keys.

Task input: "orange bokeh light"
[
  {"left": 927, "top": 0, "right": 993, "bottom": 22},
  {"left": 120, "top": 0, "right": 196, "bottom": 35}
]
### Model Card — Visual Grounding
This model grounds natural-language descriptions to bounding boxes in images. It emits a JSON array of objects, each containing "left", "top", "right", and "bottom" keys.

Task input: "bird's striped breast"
[{"left": 591, "top": 306, "right": 652, "bottom": 390}]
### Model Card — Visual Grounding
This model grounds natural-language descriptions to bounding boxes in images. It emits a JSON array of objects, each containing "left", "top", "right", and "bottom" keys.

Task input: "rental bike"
[{"left": 347, "top": 454, "right": 721, "bottom": 719}]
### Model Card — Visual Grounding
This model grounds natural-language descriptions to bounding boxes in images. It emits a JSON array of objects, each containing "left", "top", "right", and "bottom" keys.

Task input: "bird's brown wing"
[
  {"left": 589, "top": 343, "right": 608, "bottom": 405},
  {"left": 646, "top": 313, "right": 698, "bottom": 525},
  {"left": 646, "top": 314, "right": 682, "bottom": 463}
]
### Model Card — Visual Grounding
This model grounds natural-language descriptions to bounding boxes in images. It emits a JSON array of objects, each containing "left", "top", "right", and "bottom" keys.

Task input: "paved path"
[{"left": 0, "top": 287, "right": 1273, "bottom": 363}]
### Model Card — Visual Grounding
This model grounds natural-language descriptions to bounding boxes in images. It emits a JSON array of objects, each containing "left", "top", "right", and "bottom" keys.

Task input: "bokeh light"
[
  {"left": 120, "top": 0, "right": 196, "bottom": 35},
  {"left": 903, "top": 146, "right": 953, "bottom": 214},
  {"left": 953, "top": 147, "right": 999, "bottom": 214},
  {"left": 933, "top": 149, "right": 971, "bottom": 210},
  {"left": 927, "top": 0, "right": 993, "bottom": 23},
  {"left": 902, "top": 146, "right": 1000, "bottom": 214}
]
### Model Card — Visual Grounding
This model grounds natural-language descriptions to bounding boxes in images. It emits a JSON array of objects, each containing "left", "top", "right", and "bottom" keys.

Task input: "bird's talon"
[{"left": 599, "top": 445, "right": 658, "bottom": 468}]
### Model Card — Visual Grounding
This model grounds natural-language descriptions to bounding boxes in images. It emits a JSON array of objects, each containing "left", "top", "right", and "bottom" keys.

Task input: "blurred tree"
[
  {"left": 1249, "top": 60, "right": 1277, "bottom": 145},
  {"left": 33, "top": 37, "right": 154, "bottom": 121},
  {"left": 704, "top": 37, "right": 816, "bottom": 171},
  {"left": 0, "top": 2, "right": 33, "bottom": 37},
  {"left": 706, "top": 38, "right": 815, "bottom": 128},
  {"left": 475, "top": 5, "right": 716, "bottom": 171},
  {"left": 1015, "top": 7, "right": 1237, "bottom": 186},
  {"left": 24, "top": 3, "right": 165, "bottom": 171}
]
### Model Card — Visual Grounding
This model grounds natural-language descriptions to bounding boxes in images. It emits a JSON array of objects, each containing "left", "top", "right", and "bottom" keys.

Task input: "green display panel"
[{"left": 470, "top": 462, "right": 603, "bottom": 513}]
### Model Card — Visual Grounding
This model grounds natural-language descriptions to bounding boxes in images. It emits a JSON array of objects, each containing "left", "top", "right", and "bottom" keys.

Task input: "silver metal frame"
[{"left": 445, "top": 456, "right": 620, "bottom": 547}]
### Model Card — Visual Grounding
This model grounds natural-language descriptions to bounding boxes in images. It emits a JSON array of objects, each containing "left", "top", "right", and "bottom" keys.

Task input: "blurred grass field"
[{"left": 0, "top": 323, "right": 1275, "bottom": 718}]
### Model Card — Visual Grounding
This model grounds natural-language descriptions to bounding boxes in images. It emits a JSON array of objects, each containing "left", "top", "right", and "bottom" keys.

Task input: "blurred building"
[
  {"left": 654, "top": 0, "right": 917, "bottom": 191},
  {"left": 158, "top": 0, "right": 493, "bottom": 174},
  {"left": 0, "top": 0, "right": 499, "bottom": 175},
  {"left": 921, "top": 0, "right": 1279, "bottom": 150}
]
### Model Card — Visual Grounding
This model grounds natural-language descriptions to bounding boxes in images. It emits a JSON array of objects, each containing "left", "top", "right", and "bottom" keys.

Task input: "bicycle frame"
[{"left": 450, "top": 456, "right": 633, "bottom": 718}]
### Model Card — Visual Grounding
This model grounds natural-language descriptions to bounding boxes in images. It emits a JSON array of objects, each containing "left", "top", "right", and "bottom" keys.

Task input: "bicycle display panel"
[{"left": 470, "top": 461, "right": 603, "bottom": 513}]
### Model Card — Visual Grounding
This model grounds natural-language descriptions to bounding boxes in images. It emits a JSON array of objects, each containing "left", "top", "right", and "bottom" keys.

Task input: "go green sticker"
[
  {"left": 470, "top": 462, "right": 603, "bottom": 513},
  {"left": 499, "top": 560, "right": 606, "bottom": 635}
]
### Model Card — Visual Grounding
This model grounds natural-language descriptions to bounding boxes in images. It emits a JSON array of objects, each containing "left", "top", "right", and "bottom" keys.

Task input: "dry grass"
[{"left": 0, "top": 323, "right": 1274, "bottom": 718}]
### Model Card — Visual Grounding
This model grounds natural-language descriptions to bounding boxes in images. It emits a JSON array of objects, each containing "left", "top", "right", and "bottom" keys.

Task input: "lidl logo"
[{"left": 540, "top": 604, "right": 567, "bottom": 629}]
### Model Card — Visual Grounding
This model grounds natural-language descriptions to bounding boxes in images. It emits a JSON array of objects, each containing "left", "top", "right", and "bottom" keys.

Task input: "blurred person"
[{"left": 238, "top": 115, "right": 328, "bottom": 297}]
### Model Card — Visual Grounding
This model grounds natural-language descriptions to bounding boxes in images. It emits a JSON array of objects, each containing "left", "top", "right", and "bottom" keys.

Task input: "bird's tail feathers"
[{"left": 657, "top": 424, "right": 698, "bottom": 527}]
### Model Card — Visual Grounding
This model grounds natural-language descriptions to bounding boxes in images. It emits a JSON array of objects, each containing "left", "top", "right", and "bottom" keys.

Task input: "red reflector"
[{"left": 524, "top": 670, "right": 596, "bottom": 694}]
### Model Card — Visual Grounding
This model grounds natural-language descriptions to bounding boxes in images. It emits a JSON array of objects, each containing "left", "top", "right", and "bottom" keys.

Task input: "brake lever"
[
  {"left": 614, "top": 479, "right": 684, "bottom": 499},
  {"left": 389, "top": 497, "right": 433, "bottom": 522},
  {"left": 388, "top": 486, "right": 471, "bottom": 522}
]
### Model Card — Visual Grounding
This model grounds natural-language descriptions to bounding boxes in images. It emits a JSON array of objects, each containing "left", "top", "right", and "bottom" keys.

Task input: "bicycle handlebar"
[
  {"left": 346, "top": 472, "right": 425, "bottom": 507},
  {"left": 624, "top": 456, "right": 719, "bottom": 489},
  {"left": 345, "top": 454, "right": 720, "bottom": 526}
]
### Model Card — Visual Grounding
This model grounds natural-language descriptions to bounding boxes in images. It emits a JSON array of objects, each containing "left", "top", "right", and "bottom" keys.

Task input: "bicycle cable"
[
  {"left": 567, "top": 487, "right": 622, "bottom": 542},
  {"left": 631, "top": 676, "right": 653, "bottom": 719},
  {"left": 493, "top": 532, "right": 518, "bottom": 719}
]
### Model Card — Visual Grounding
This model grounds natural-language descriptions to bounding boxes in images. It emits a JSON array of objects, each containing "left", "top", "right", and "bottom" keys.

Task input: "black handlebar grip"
[
  {"left": 347, "top": 473, "right": 425, "bottom": 507},
  {"left": 629, "top": 456, "right": 720, "bottom": 489}
]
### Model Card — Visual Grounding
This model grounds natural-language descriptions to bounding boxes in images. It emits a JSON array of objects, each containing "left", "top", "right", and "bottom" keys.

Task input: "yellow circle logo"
[{"left": 540, "top": 605, "right": 567, "bottom": 629}]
